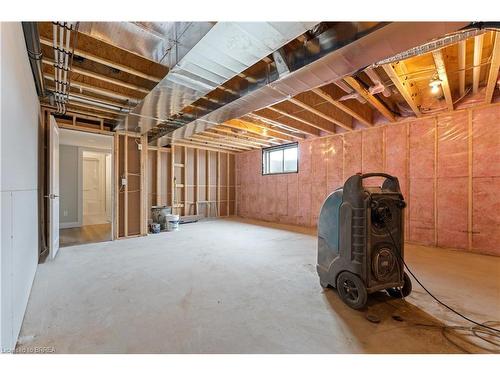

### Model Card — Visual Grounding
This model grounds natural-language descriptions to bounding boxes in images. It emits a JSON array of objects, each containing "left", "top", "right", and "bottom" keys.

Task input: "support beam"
[
  {"left": 40, "top": 36, "right": 162, "bottom": 83},
  {"left": 382, "top": 62, "right": 422, "bottom": 117},
  {"left": 224, "top": 119, "right": 296, "bottom": 143},
  {"left": 311, "top": 87, "right": 373, "bottom": 127},
  {"left": 432, "top": 50, "right": 454, "bottom": 111},
  {"left": 473, "top": 34, "right": 485, "bottom": 95},
  {"left": 458, "top": 40, "right": 466, "bottom": 97},
  {"left": 485, "top": 32, "right": 500, "bottom": 103},
  {"left": 344, "top": 76, "right": 396, "bottom": 122}
]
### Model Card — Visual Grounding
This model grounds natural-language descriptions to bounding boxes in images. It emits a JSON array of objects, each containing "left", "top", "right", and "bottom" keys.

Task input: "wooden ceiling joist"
[
  {"left": 241, "top": 116, "right": 305, "bottom": 140},
  {"left": 64, "top": 101, "right": 123, "bottom": 117},
  {"left": 41, "top": 104, "right": 117, "bottom": 122},
  {"left": 176, "top": 138, "right": 242, "bottom": 153},
  {"left": 215, "top": 125, "right": 282, "bottom": 145},
  {"left": 45, "top": 86, "right": 131, "bottom": 113},
  {"left": 203, "top": 129, "right": 274, "bottom": 148},
  {"left": 458, "top": 40, "right": 467, "bottom": 97},
  {"left": 473, "top": 34, "right": 485, "bottom": 95},
  {"left": 40, "top": 36, "right": 163, "bottom": 83},
  {"left": 311, "top": 86, "right": 373, "bottom": 127},
  {"left": 432, "top": 50, "right": 454, "bottom": 111},
  {"left": 382, "top": 62, "right": 422, "bottom": 117},
  {"left": 189, "top": 135, "right": 254, "bottom": 151},
  {"left": 224, "top": 119, "right": 296, "bottom": 143},
  {"left": 343, "top": 76, "right": 396, "bottom": 122},
  {"left": 44, "top": 73, "right": 140, "bottom": 104},
  {"left": 42, "top": 58, "right": 150, "bottom": 94},
  {"left": 254, "top": 108, "right": 321, "bottom": 136},
  {"left": 287, "top": 97, "right": 348, "bottom": 133},
  {"left": 191, "top": 133, "right": 258, "bottom": 150},
  {"left": 172, "top": 140, "right": 237, "bottom": 154},
  {"left": 485, "top": 32, "right": 500, "bottom": 103},
  {"left": 249, "top": 112, "right": 318, "bottom": 137}
]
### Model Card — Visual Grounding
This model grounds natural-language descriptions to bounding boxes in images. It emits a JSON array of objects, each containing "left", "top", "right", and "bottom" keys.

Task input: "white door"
[
  {"left": 83, "top": 157, "right": 102, "bottom": 217},
  {"left": 49, "top": 115, "right": 60, "bottom": 259}
]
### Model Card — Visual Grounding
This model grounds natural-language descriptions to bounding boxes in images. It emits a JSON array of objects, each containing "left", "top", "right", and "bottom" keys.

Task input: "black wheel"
[
  {"left": 387, "top": 272, "right": 412, "bottom": 298},
  {"left": 337, "top": 272, "right": 367, "bottom": 310}
]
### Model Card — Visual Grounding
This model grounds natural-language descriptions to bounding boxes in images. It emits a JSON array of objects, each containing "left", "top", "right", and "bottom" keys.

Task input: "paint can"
[
  {"left": 151, "top": 206, "right": 172, "bottom": 230},
  {"left": 165, "top": 214, "right": 180, "bottom": 232},
  {"left": 150, "top": 222, "right": 161, "bottom": 234}
]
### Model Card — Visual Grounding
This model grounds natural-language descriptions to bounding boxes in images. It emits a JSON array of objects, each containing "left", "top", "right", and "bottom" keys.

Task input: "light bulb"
[{"left": 430, "top": 84, "right": 440, "bottom": 94}]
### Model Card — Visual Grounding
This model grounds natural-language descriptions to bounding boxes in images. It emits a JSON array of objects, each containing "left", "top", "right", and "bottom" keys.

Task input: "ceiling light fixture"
[{"left": 429, "top": 78, "right": 442, "bottom": 95}]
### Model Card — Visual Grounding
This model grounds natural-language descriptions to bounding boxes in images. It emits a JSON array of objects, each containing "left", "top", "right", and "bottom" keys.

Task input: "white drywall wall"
[
  {"left": 1, "top": 22, "right": 40, "bottom": 353},
  {"left": 59, "top": 145, "right": 79, "bottom": 225}
]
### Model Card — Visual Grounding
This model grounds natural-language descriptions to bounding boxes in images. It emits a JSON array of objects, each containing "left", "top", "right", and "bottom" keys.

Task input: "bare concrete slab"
[{"left": 17, "top": 218, "right": 500, "bottom": 353}]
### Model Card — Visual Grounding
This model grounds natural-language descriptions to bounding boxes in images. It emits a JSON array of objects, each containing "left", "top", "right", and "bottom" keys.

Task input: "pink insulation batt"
[{"left": 235, "top": 104, "right": 500, "bottom": 256}]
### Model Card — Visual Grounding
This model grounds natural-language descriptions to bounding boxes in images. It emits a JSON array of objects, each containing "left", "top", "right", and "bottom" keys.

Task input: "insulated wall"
[
  {"left": 236, "top": 104, "right": 500, "bottom": 256},
  {"left": 1, "top": 22, "right": 40, "bottom": 351}
]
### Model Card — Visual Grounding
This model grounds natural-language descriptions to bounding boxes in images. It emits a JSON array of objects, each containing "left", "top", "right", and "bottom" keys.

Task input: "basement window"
[{"left": 262, "top": 143, "right": 298, "bottom": 175}]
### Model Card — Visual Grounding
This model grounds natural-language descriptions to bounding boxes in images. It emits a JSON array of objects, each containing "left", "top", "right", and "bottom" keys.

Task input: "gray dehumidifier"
[{"left": 317, "top": 173, "right": 412, "bottom": 309}]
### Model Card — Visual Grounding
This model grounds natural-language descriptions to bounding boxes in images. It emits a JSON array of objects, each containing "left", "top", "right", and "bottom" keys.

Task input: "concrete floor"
[{"left": 18, "top": 218, "right": 500, "bottom": 353}]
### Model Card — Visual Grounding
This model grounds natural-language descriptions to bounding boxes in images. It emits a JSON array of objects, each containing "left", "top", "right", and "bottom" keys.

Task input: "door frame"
[
  {"left": 77, "top": 146, "right": 114, "bottom": 235},
  {"left": 48, "top": 115, "right": 60, "bottom": 259}
]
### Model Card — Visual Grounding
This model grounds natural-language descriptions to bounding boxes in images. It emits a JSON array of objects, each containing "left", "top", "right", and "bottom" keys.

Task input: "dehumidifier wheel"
[
  {"left": 387, "top": 272, "right": 412, "bottom": 298},
  {"left": 337, "top": 272, "right": 367, "bottom": 310}
]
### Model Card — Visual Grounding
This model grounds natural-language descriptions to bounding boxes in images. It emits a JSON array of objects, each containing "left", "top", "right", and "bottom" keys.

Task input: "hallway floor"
[
  {"left": 19, "top": 218, "right": 500, "bottom": 353},
  {"left": 60, "top": 223, "right": 112, "bottom": 247}
]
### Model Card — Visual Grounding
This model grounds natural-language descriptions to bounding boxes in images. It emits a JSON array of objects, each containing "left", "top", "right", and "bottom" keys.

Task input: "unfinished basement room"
[{"left": 1, "top": 3, "right": 500, "bottom": 366}]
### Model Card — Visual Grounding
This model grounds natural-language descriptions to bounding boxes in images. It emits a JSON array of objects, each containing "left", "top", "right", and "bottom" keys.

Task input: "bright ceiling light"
[{"left": 429, "top": 79, "right": 442, "bottom": 95}]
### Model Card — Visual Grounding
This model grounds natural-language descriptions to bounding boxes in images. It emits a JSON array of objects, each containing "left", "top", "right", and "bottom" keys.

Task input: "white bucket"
[{"left": 165, "top": 214, "right": 180, "bottom": 232}]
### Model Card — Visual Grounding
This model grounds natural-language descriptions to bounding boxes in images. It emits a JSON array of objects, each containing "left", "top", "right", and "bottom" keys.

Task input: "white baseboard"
[{"left": 60, "top": 221, "right": 81, "bottom": 229}]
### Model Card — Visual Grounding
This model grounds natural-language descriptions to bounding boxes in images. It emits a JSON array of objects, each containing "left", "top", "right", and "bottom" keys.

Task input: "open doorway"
[{"left": 58, "top": 128, "right": 113, "bottom": 247}]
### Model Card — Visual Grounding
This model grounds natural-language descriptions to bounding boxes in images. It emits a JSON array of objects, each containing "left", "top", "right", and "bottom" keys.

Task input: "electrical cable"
[{"left": 380, "top": 214, "right": 500, "bottom": 334}]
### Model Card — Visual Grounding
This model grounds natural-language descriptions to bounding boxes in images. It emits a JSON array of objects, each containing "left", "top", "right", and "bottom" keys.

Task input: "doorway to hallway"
[{"left": 58, "top": 128, "right": 113, "bottom": 248}]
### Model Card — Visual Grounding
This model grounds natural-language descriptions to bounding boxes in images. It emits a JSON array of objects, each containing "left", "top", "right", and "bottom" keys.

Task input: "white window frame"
[{"left": 262, "top": 142, "right": 299, "bottom": 175}]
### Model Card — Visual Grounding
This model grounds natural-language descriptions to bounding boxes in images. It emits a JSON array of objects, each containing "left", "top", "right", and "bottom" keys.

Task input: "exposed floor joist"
[
  {"left": 253, "top": 109, "right": 320, "bottom": 136},
  {"left": 43, "top": 73, "right": 141, "bottom": 104},
  {"left": 42, "top": 58, "right": 150, "bottom": 94},
  {"left": 485, "top": 32, "right": 500, "bottom": 103},
  {"left": 311, "top": 86, "right": 373, "bottom": 127},
  {"left": 343, "top": 76, "right": 396, "bottom": 122},
  {"left": 240, "top": 117, "right": 305, "bottom": 141},
  {"left": 40, "top": 36, "right": 163, "bottom": 83},
  {"left": 287, "top": 97, "right": 348, "bottom": 133},
  {"left": 203, "top": 129, "right": 274, "bottom": 148},
  {"left": 382, "top": 62, "right": 422, "bottom": 117},
  {"left": 458, "top": 40, "right": 467, "bottom": 97},
  {"left": 473, "top": 34, "right": 485, "bottom": 95},
  {"left": 432, "top": 50, "right": 454, "bottom": 111},
  {"left": 224, "top": 119, "right": 296, "bottom": 143},
  {"left": 215, "top": 125, "right": 282, "bottom": 146}
]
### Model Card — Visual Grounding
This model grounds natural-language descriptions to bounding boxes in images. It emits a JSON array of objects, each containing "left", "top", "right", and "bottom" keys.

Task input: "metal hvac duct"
[
  {"left": 78, "top": 22, "right": 214, "bottom": 67},
  {"left": 116, "top": 22, "right": 318, "bottom": 134},
  {"left": 153, "top": 22, "right": 469, "bottom": 146},
  {"left": 22, "top": 22, "right": 46, "bottom": 96}
]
